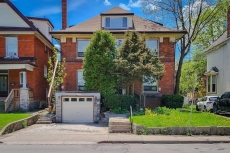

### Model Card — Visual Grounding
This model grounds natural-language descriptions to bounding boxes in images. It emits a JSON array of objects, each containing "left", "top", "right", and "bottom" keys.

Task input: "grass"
[
  {"left": 0, "top": 112, "right": 31, "bottom": 131},
  {"left": 131, "top": 107, "right": 230, "bottom": 128}
]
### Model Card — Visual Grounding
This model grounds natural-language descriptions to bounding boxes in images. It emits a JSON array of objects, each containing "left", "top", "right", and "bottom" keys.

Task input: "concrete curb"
[
  {"left": 99, "top": 141, "right": 230, "bottom": 144},
  {"left": 0, "top": 109, "right": 46, "bottom": 135}
]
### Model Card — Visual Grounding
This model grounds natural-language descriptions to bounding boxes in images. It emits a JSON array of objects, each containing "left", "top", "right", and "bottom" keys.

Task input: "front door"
[{"left": 0, "top": 75, "right": 8, "bottom": 97}]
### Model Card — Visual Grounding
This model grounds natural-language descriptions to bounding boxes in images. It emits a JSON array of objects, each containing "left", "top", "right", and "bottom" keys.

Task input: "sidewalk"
[{"left": 1, "top": 133, "right": 230, "bottom": 144}]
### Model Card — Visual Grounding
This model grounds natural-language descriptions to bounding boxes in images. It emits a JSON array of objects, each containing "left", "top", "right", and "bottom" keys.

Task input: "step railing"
[{"left": 4, "top": 89, "right": 20, "bottom": 112}]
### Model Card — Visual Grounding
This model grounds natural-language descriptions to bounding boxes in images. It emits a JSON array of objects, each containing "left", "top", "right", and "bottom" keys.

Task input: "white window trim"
[
  {"left": 5, "top": 37, "right": 18, "bottom": 58},
  {"left": 207, "top": 74, "right": 217, "bottom": 93},
  {"left": 146, "top": 39, "right": 159, "bottom": 57},
  {"left": 76, "top": 39, "right": 90, "bottom": 59},
  {"left": 105, "top": 17, "right": 128, "bottom": 29}
]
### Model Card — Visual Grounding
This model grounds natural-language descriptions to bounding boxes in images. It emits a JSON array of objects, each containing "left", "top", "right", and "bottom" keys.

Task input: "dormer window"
[{"left": 105, "top": 17, "right": 128, "bottom": 29}]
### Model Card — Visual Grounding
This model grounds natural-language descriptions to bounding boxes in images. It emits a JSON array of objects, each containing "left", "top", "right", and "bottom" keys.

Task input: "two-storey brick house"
[
  {"left": 51, "top": 1, "right": 186, "bottom": 108},
  {"left": 0, "top": 0, "right": 54, "bottom": 111}
]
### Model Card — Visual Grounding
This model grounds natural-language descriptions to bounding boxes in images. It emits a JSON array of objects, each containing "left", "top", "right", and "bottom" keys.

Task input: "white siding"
[
  {"left": 206, "top": 41, "right": 230, "bottom": 96},
  {"left": 0, "top": 3, "right": 29, "bottom": 27},
  {"left": 28, "top": 19, "right": 52, "bottom": 41}
]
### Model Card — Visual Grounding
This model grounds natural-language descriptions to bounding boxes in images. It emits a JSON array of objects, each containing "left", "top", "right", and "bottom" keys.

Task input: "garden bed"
[{"left": 131, "top": 107, "right": 230, "bottom": 135}]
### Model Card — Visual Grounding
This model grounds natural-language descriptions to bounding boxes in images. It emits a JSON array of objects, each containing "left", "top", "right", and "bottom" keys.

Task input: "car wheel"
[
  {"left": 203, "top": 106, "right": 207, "bottom": 112},
  {"left": 196, "top": 105, "right": 199, "bottom": 111},
  {"left": 213, "top": 105, "right": 219, "bottom": 114}
]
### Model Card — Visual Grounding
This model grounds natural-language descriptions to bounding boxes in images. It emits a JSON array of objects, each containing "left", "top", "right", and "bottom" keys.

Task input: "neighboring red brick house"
[
  {"left": 0, "top": 0, "right": 53, "bottom": 111},
  {"left": 51, "top": 1, "right": 186, "bottom": 108}
]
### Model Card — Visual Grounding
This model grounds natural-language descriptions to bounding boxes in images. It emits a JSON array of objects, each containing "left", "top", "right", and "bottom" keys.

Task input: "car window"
[
  {"left": 209, "top": 97, "right": 218, "bottom": 101},
  {"left": 202, "top": 97, "right": 207, "bottom": 101},
  {"left": 221, "top": 92, "right": 230, "bottom": 98}
]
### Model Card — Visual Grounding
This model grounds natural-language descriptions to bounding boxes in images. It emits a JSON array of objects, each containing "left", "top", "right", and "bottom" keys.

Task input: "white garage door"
[{"left": 62, "top": 97, "right": 94, "bottom": 123}]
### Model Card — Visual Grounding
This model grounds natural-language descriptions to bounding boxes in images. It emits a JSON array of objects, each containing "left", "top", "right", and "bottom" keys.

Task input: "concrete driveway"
[{"left": 0, "top": 123, "right": 109, "bottom": 144}]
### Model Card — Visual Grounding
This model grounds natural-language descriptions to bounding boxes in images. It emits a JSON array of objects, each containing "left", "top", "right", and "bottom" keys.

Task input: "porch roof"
[{"left": 0, "top": 57, "right": 37, "bottom": 71}]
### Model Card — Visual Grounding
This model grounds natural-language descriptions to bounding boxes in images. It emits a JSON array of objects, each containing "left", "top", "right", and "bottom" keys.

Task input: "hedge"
[{"left": 161, "top": 94, "right": 184, "bottom": 109}]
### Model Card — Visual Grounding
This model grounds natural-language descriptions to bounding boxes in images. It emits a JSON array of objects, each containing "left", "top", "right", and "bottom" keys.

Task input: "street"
[{"left": 0, "top": 143, "right": 229, "bottom": 153}]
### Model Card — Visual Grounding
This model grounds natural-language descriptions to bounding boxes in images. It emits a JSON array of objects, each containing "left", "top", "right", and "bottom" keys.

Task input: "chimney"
[
  {"left": 62, "top": 0, "right": 67, "bottom": 29},
  {"left": 228, "top": 6, "right": 230, "bottom": 37}
]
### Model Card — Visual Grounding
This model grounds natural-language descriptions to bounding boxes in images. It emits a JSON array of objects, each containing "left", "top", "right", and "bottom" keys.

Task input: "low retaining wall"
[
  {"left": 0, "top": 114, "right": 39, "bottom": 135},
  {"left": 132, "top": 124, "right": 230, "bottom": 135}
]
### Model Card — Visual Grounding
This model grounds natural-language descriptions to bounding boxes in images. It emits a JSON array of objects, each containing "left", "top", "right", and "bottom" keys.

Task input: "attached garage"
[
  {"left": 55, "top": 92, "right": 100, "bottom": 123},
  {"left": 62, "top": 97, "right": 94, "bottom": 123}
]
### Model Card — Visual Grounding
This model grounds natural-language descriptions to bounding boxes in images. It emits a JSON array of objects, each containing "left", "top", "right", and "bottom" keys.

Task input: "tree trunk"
[{"left": 174, "top": 53, "right": 184, "bottom": 95}]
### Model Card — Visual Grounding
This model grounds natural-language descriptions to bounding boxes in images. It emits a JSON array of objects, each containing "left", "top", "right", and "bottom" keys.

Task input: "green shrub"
[
  {"left": 103, "top": 94, "right": 138, "bottom": 113},
  {"left": 161, "top": 94, "right": 184, "bottom": 109}
]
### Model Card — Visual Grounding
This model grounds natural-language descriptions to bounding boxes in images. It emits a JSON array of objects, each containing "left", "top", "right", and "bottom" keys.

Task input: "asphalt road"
[{"left": 0, "top": 143, "right": 229, "bottom": 153}]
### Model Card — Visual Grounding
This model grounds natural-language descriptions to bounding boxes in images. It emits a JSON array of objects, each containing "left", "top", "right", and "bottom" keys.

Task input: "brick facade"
[
  {"left": 61, "top": 36, "right": 175, "bottom": 100},
  {"left": 61, "top": 38, "right": 83, "bottom": 91},
  {"left": 0, "top": 34, "right": 51, "bottom": 101}
]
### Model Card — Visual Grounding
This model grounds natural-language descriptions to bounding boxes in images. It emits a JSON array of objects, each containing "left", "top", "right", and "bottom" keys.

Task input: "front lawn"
[
  {"left": 132, "top": 107, "right": 230, "bottom": 127},
  {"left": 0, "top": 113, "right": 31, "bottom": 131}
]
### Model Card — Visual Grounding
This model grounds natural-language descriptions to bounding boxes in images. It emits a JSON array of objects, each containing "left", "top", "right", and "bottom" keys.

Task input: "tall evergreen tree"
[
  {"left": 83, "top": 30, "right": 117, "bottom": 96},
  {"left": 114, "top": 31, "right": 165, "bottom": 94}
]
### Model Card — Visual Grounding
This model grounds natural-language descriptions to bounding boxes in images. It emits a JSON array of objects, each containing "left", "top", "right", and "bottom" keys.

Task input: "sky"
[{"left": 11, "top": 0, "right": 145, "bottom": 31}]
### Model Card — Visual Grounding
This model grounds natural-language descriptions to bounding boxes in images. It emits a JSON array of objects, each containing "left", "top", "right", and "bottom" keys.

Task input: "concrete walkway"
[{"left": 0, "top": 124, "right": 230, "bottom": 144}]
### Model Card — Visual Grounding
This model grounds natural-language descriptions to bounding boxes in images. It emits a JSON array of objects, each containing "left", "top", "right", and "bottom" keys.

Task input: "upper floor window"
[
  {"left": 77, "top": 40, "right": 90, "bottom": 58},
  {"left": 105, "top": 17, "right": 128, "bottom": 29},
  {"left": 207, "top": 75, "right": 217, "bottom": 93},
  {"left": 6, "top": 37, "right": 18, "bottom": 58},
  {"left": 146, "top": 39, "right": 158, "bottom": 56}
]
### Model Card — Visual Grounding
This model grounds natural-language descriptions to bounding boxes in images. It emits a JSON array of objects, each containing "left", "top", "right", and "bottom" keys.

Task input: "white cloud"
[
  {"left": 104, "top": 0, "right": 111, "bottom": 6},
  {"left": 128, "top": 0, "right": 141, "bottom": 8},
  {"left": 119, "top": 3, "right": 130, "bottom": 11}
]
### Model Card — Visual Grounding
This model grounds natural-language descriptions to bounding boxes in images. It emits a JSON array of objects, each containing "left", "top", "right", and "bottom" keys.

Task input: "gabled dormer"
[{"left": 100, "top": 7, "right": 134, "bottom": 29}]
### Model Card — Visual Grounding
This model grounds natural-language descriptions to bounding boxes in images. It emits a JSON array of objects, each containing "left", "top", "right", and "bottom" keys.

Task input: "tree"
[
  {"left": 141, "top": 0, "right": 230, "bottom": 94},
  {"left": 114, "top": 31, "right": 165, "bottom": 94},
  {"left": 47, "top": 47, "right": 66, "bottom": 103},
  {"left": 180, "top": 48, "right": 207, "bottom": 96},
  {"left": 83, "top": 30, "right": 117, "bottom": 96}
]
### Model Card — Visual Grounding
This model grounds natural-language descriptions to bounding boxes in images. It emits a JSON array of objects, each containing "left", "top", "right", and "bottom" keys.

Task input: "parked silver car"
[{"left": 196, "top": 96, "right": 218, "bottom": 112}]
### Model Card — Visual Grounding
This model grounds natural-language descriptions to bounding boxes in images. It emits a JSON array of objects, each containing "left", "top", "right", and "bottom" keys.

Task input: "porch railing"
[{"left": 4, "top": 89, "right": 20, "bottom": 112}]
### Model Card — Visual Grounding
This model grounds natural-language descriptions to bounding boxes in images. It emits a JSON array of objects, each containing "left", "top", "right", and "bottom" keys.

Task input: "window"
[
  {"left": 63, "top": 98, "right": 69, "bottom": 102},
  {"left": 207, "top": 75, "right": 217, "bottom": 93},
  {"left": 146, "top": 40, "right": 158, "bottom": 56},
  {"left": 6, "top": 37, "right": 18, "bottom": 58},
  {"left": 71, "top": 98, "right": 77, "bottom": 102},
  {"left": 77, "top": 70, "right": 87, "bottom": 91},
  {"left": 44, "top": 65, "right": 47, "bottom": 78},
  {"left": 116, "top": 39, "right": 124, "bottom": 48},
  {"left": 79, "top": 98, "right": 85, "bottom": 102},
  {"left": 105, "top": 17, "right": 128, "bottom": 29},
  {"left": 143, "top": 77, "right": 158, "bottom": 92},
  {"left": 77, "top": 40, "right": 90, "bottom": 57},
  {"left": 87, "top": 98, "right": 93, "bottom": 102},
  {"left": 105, "top": 17, "right": 110, "bottom": 27}
]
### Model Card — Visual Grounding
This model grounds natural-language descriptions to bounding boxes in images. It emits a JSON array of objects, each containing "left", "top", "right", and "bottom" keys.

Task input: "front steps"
[
  {"left": 109, "top": 118, "right": 131, "bottom": 133},
  {"left": 36, "top": 109, "right": 55, "bottom": 124}
]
